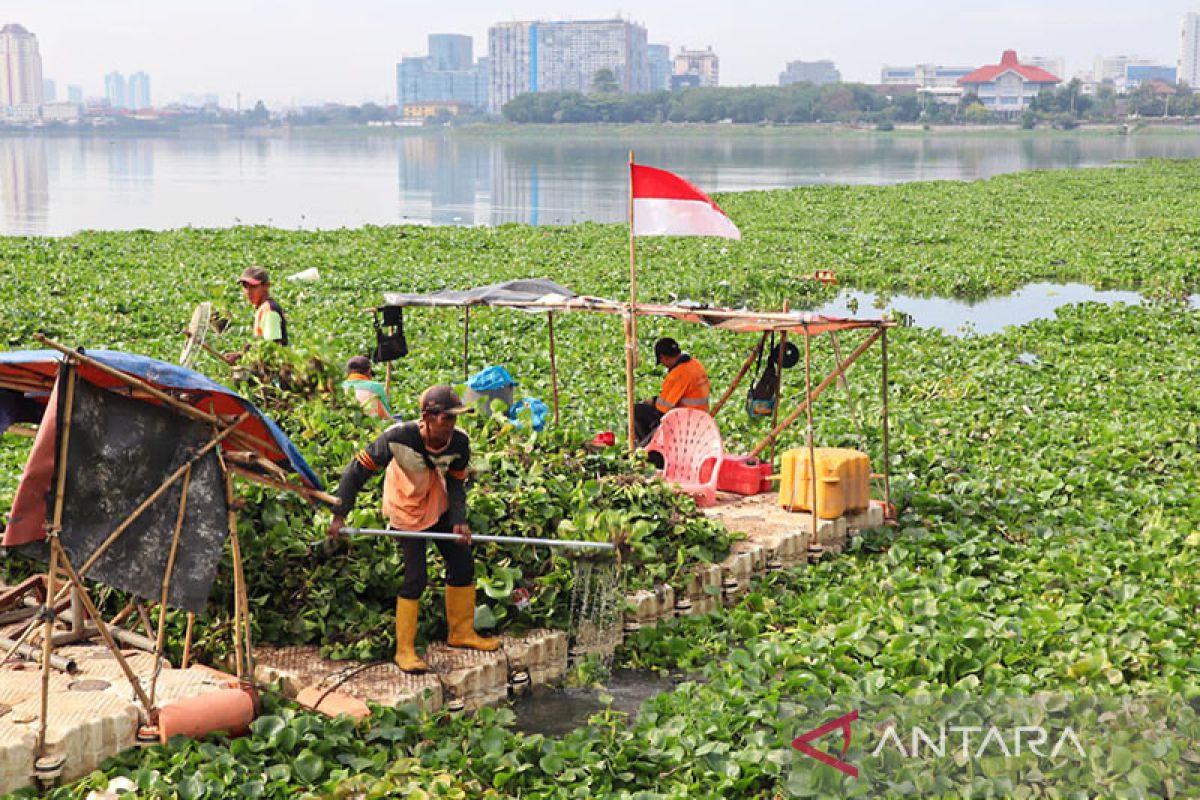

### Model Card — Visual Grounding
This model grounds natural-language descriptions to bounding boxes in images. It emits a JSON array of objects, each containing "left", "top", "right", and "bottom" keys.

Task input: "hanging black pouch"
[
  {"left": 746, "top": 334, "right": 778, "bottom": 419},
  {"left": 372, "top": 306, "right": 409, "bottom": 362}
]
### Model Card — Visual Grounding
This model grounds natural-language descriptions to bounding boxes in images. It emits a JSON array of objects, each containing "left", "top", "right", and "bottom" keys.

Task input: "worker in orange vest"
[{"left": 634, "top": 337, "right": 711, "bottom": 446}]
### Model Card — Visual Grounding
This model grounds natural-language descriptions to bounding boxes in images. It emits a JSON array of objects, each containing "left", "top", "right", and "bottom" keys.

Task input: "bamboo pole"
[
  {"left": 625, "top": 150, "right": 638, "bottom": 452},
  {"left": 181, "top": 613, "right": 195, "bottom": 669},
  {"left": 37, "top": 364, "right": 76, "bottom": 757},
  {"left": 769, "top": 301, "right": 790, "bottom": 465},
  {"left": 830, "top": 331, "right": 866, "bottom": 444},
  {"left": 218, "top": 450, "right": 252, "bottom": 680},
  {"left": 804, "top": 327, "right": 820, "bottom": 531},
  {"left": 711, "top": 333, "right": 767, "bottom": 418},
  {"left": 548, "top": 311, "right": 560, "bottom": 425},
  {"left": 150, "top": 466, "right": 191, "bottom": 707},
  {"left": 749, "top": 330, "right": 882, "bottom": 459},
  {"left": 462, "top": 307, "right": 470, "bottom": 382},
  {"left": 384, "top": 361, "right": 392, "bottom": 397},
  {"left": 226, "top": 464, "right": 338, "bottom": 506},
  {"left": 50, "top": 538, "right": 154, "bottom": 714},
  {"left": 881, "top": 327, "right": 892, "bottom": 515}
]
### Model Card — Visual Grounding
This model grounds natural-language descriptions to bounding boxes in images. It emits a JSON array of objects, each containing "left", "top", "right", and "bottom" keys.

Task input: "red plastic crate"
[{"left": 718, "top": 455, "right": 771, "bottom": 495}]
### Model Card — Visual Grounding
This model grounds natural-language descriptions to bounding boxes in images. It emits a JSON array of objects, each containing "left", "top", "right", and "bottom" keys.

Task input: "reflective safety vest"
[
  {"left": 253, "top": 298, "right": 289, "bottom": 345},
  {"left": 655, "top": 355, "right": 711, "bottom": 414}
]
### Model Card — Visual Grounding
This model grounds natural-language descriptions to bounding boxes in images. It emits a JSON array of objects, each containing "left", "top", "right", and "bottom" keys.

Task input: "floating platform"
[{"left": 0, "top": 494, "right": 887, "bottom": 795}]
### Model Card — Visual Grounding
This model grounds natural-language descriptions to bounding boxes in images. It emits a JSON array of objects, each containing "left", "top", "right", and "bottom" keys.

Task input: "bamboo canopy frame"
[{"left": 0, "top": 337, "right": 328, "bottom": 769}]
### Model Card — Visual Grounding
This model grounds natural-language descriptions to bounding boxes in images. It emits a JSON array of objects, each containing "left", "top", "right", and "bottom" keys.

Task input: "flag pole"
[{"left": 625, "top": 149, "right": 638, "bottom": 453}]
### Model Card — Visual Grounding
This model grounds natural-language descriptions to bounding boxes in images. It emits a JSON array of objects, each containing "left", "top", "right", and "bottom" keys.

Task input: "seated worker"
[
  {"left": 223, "top": 266, "right": 288, "bottom": 364},
  {"left": 342, "top": 356, "right": 393, "bottom": 420},
  {"left": 634, "top": 337, "right": 711, "bottom": 446}
]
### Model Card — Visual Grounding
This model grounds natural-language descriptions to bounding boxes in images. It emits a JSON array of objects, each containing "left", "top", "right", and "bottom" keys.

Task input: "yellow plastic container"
[{"left": 778, "top": 447, "right": 871, "bottom": 519}]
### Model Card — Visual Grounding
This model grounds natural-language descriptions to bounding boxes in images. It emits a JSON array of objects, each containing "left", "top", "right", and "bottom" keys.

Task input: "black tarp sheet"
[{"left": 18, "top": 377, "right": 230, "bottom": 613}]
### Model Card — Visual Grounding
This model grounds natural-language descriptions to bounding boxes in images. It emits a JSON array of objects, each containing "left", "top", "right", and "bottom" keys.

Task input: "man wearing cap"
[
  {"left": 342, "top": 356, "right": 392, "bottom": 421},
  {"left": 634, "top": 337, "right": 711, "bottom": 445},
  {"left": 327, "top": 384, "right": 497, "bottom": 673},
  {"left": 223, "top": 266, "right": 288, "bottom": 363}
]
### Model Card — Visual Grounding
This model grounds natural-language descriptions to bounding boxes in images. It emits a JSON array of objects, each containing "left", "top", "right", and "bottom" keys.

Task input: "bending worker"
[
  {"left": 223, "top": 266, "right": 288, "bottom": 364},
  {"left": 327, "top": 384, "right": 497, "bottom": 673},
  {"left": 634, "top": 337, "right": 711, "bottom": 446},
  {"left": 342, "top": 356, "right": 393, "bottom": 420}
]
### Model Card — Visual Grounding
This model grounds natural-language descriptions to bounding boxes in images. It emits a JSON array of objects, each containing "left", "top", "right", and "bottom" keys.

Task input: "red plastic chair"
[{"left": 644, "top": 408, "right": 724, "bottom": 507}]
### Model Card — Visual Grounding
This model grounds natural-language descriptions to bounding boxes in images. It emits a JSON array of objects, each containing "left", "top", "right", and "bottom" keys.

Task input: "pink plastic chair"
[{"left": 644, "top": 408, "right": 724, "bottom": 507}]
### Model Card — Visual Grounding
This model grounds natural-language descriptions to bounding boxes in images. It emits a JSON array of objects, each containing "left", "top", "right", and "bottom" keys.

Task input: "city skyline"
[{"left": 1, "top": 0, "right": 1196, "bottom": 108}]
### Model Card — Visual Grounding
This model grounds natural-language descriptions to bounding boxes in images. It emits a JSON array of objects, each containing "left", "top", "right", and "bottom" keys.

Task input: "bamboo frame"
[
  {"left": 625, "top": 149, "right": 638, "bottom": 452},
  {"left": 150, "top": 466, "right": 192, "bottom": 707},
  {"left": 710, "top": 333, "right": 767, "bottom": 418},
  {"left": 881, "top": 327, "right": 892, "bottom": 514},
  {"left": 462, "top": 307, "right": 470, "bottom": 382},
  {"left": 804, "top": 327, "right": 820, "bottom": 527},
  {"left": 768, "top": 301, "right": 790, "bottom": 465},
  {"left": 829, "top": 331, "right": 866, "bottom": 444},
  {"left": 218, "top": 448, "right": 254, "bottom": 681},
  {"left": 750, "top": 329, "right": 883, "bottom": 459},
  {"left": 548, "top": 311, "right": 560, "bottom": 425}
]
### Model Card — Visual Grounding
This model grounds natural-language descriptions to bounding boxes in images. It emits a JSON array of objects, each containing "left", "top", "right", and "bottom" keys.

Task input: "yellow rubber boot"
[
  {"left": 394, "top": 598, "right": 429, "bottom": 673},
  {"left": 445, "top": 585, "right": 499, "bottom": 651}
]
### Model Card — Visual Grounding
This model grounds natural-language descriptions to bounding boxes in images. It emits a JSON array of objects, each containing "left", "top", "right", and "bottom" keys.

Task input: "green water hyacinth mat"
[{"left": 2, "top": 160, "right": 1199, "bottom": 797}]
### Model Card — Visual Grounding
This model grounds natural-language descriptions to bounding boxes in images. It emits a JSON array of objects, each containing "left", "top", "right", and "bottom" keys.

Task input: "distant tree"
[{"left": 591, "top": 68, "right": 620, "bottom": 94}]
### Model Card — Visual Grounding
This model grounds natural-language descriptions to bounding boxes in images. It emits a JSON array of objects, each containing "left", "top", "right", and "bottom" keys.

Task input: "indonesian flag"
[{"left": 630, "top": 164, "right": 741, "bottom": 240}]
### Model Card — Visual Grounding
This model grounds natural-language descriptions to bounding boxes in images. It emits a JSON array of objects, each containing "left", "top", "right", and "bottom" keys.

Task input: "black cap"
[
  {"left": 345, "top": 356, "right": 372, "bottom": 374},
  {"left": 419, "top": 384, "right": 470, "bottom": 416},
  {"left": 654, "top": 337, "right": 681, "bottom": 359}
]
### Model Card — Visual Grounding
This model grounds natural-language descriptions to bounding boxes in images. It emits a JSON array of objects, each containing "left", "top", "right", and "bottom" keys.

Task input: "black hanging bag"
[
  {"left": 746, "top": 333, "right": 779, "bottom": 419},
  {"left": 372, "top": 306, "right": 409, "bottom": 362}
]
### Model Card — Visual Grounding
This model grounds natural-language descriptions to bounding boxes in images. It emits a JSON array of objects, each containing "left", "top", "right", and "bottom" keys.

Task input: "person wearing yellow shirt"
[{"left": 634, "top": 337, "right": 711, "bottom": 446}]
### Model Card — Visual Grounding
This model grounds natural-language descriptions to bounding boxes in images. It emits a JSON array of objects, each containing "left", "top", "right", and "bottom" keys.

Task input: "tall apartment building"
[
  {"left": 397, "top": 34, "right": 489, "bottom": 114},
  {"left": 488, "top": 19, "right": 650, "bottom": 112},
  {"left": 647, "top": 43, "right": 671, "bottom": 91},
  {"left": 780, "top": 60, "right": 841, "bottom": 86},
  {"left": 0, "top": 24, "right": 44, "bottom": 108},
  {"left": 673, "top": 46, "right": 719, "bottom": 87},
  {"left": 128, "top": 71, "right": 151, "bottom": 109},
  {"left": 1181, "top": 13, "right": 1200, "bottom": 88},
  {"left": 67, "top": 84, "right": 83, "bottom": 104},
  {"left": 105, "top": 71, "right": 126, "bottom": 109}
]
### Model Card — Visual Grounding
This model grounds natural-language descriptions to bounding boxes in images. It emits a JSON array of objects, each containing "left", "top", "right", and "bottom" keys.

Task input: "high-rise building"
[
  {"left": 428, "top": 34, "right": 473, "bottom": 71},
  {"left": 1181, "top": 13, "right": 1200, "bottom": 88},
  {"left": 488, "top": 19, "right": 650, "bottom": 112},
  {"left": 1026, "top": 56, "right": 1065, "bottom": 83},
  {"left": 42, "top": 77, "right": 55, "bottom": 102},
  {"left": 647, "top": 43, "right": 671, "bottom": 91},
  {"left": 673, "top": 46, "right": 719, "bottom": 87},
  {"left": 0, "top": 24, "right": 44, "bottom": 107},
  {"left": 66, "top": 84, "right": 83, "bottom": 104},
  {"left": 780, "top": 60, "right": 841, "bottom": 86},
  {"left": 128, "top": 71, "right": 151, "bottom": 109},
  {"left": 1093, "top": 55, "right": 1158, "bottom": 89},
  {"left": 396, "top": 34, "right": 488, "bottom": 114},
  {"left": 105, "top": 71, "right": 127, "bottom": 109}
]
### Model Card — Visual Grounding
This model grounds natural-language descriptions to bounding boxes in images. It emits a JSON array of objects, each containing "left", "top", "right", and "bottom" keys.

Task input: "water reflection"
[
  {"left": 812, "top": 282, "right": 1199, "bottom": 336},
  {"left": 5, "top": 131, "right": 1200, "bottom": 235},
  {"left": 0, "top": 138, "right": 49, "bottom": 234}
]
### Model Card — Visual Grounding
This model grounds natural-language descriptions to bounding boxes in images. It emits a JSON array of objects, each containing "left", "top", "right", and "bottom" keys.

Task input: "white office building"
[
  {"left": 0, "top": 24, "right": 44, "bottom": 108},
  {"left": 1181, "top": 13, "right": 1200, "bottom": 88}
]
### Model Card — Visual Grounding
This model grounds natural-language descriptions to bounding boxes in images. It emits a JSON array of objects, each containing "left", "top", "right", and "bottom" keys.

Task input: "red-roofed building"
[{"left": 958, "top": 50, "right": 1061, "bottom": 116}]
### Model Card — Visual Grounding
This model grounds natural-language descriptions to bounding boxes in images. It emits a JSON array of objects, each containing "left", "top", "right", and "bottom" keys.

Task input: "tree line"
[{"left": 501, "top": 79, "right": 1200, "bottom": 126}]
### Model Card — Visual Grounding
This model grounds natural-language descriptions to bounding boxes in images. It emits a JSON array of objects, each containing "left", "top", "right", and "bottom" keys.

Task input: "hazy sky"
[{"left": 7, "top": 1, "right": 1196, "bottom": 107}]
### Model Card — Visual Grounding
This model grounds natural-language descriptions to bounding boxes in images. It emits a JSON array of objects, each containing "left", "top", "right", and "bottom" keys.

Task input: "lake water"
[{"left": 3, "top": 129, "right": 1200, "bottom": 236}]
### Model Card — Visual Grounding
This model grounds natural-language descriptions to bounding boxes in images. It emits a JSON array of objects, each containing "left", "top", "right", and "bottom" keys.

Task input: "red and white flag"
[{"left": 630, "top": 164, "right": 741, "bottom": 240}]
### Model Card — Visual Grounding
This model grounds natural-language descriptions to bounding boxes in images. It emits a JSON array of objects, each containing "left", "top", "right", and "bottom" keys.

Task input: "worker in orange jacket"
[{"left": 634, "top": 337, "right": 711, "bottom": 447}]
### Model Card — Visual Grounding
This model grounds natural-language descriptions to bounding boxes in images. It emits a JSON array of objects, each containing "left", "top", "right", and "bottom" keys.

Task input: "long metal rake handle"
[{"left": 342, "top": 527, "right": 615, "bottom": 551}]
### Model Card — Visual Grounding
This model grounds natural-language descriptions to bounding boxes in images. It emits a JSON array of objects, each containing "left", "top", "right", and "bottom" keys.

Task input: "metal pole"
[
  {"left": 769, "top": 301, "right": 790, "bottom": 465},
  {"left": 343, "top": 527, "right": 615, "bottom": 551}
]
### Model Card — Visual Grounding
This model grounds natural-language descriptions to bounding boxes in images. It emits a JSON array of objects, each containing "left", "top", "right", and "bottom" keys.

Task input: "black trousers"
[
  {"left": 634, "top": 400, "right": 663, "bottom": 446},
  {"left": 397, "top": 511, "right": 475, "bottom": 599}
]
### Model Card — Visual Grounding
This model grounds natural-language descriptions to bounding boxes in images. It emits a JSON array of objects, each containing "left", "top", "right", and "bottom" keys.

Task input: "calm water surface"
[{"left": 3, "top": 130, "right": 1200, "bottom": 236}]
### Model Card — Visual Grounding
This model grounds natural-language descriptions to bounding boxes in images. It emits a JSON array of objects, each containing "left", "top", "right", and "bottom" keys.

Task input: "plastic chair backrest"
[{"left": 646, "top": 408, "right": 723, "bottom": 485}]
